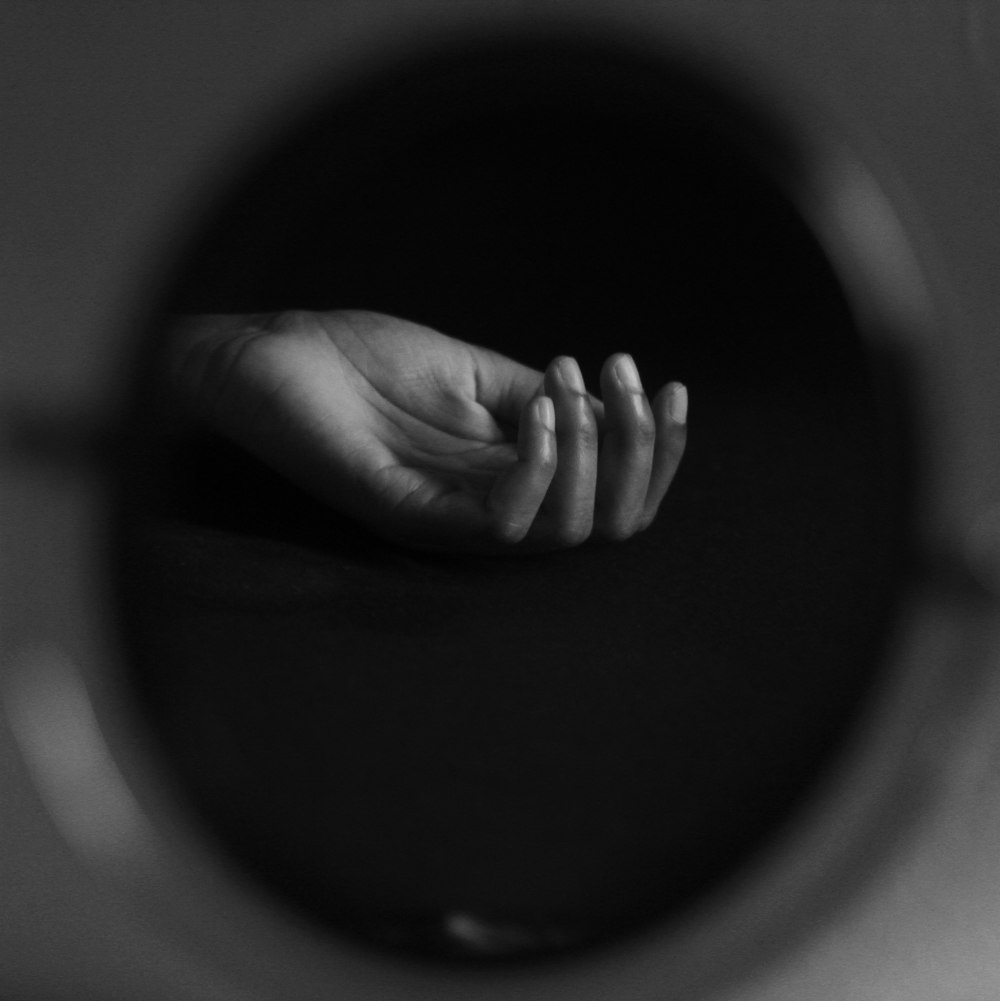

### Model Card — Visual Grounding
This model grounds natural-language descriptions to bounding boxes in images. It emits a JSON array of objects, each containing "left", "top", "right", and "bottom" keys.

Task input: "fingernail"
[
  {"left": 537, "top": 396, "right": 555, "bottom": 431},
  {"left": 669, "top": 383, "right": 688, "bottom": 424},
  {"left": 558, "top": 357, "right": 586, "bottom": 393},
  {"left": 615, "top": 354, "right": 642, "bottom": 392}
]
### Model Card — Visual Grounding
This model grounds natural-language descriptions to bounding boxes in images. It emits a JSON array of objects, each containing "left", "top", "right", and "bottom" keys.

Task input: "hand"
[{"left": 165, "top": 309, "right": 687, "bottom": 553}]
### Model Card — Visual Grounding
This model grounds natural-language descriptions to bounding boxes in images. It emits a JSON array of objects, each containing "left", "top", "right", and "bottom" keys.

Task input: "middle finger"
[{"left": 542, "top": 355, "right": 598, "bottom": 545}]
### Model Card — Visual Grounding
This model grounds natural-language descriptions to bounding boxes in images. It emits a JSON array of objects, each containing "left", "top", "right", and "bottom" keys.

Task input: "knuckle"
[
  {"left": 574, "top": 411, "right": 600, "bottom": 450},
  {"left": 265, "top": 308, "right": 321, "bottom": 336},
  {"left": 632, "top": 414, "right": 657, "bottom": 448},
  {"left": 264, "top": 308, "right": 304, "bottom": 334},
  {"left": 536, "top": 451, "right": 558, "bottom": 476}
]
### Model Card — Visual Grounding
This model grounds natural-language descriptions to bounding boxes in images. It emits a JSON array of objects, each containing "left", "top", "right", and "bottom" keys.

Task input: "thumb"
[{"left": 469, "top": 344, "right": 545, "bottom": 426}]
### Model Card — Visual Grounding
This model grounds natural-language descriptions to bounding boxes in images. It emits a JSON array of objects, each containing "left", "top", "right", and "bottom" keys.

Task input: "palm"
[{"left": 321, "top": 311, "right": 524, "bottom": 505}]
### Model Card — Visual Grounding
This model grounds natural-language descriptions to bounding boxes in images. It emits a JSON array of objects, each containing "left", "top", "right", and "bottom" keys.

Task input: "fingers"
[
  {"left": 542, "top": 356, "right": 600, "bottom": 545},
  {"left": 486, "top": 354, "right": 686, "bottom": 551},
  {"left": 486, "top": 395, "right": 557, "bottom": 543},
  {"left": 594, "top": 355, "right": 687, "bottom": 540}
]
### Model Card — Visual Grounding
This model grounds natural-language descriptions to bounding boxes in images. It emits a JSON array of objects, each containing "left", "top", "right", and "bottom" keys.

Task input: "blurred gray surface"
[{"left": 4, "top": 1, "right": 1000, "bottom": 998}]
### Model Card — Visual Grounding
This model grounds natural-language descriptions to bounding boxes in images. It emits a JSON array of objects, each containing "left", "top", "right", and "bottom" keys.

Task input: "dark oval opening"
[{"left": 113, "top": 33, "right": 916, "bottom": 963}]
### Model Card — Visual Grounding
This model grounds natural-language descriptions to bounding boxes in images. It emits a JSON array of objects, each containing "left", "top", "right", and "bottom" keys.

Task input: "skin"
[{"left": 165, "top": 309, "right": 687, "bottom": 553}]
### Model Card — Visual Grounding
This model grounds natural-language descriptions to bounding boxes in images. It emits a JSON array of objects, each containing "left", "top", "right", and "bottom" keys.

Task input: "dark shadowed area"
[{"left": 113, "top": 36, "right": 915, "bottom": 961}]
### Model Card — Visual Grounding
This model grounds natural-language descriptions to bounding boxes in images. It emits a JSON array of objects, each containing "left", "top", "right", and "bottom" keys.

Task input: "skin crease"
[{"left": 165, "top": 308, "right": 687, "bottom": 553}]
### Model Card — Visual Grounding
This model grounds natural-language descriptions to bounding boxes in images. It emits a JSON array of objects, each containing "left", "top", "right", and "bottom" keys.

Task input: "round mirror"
[{"left": 112, "top": 33, "right": 915, "bottom": 962}]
